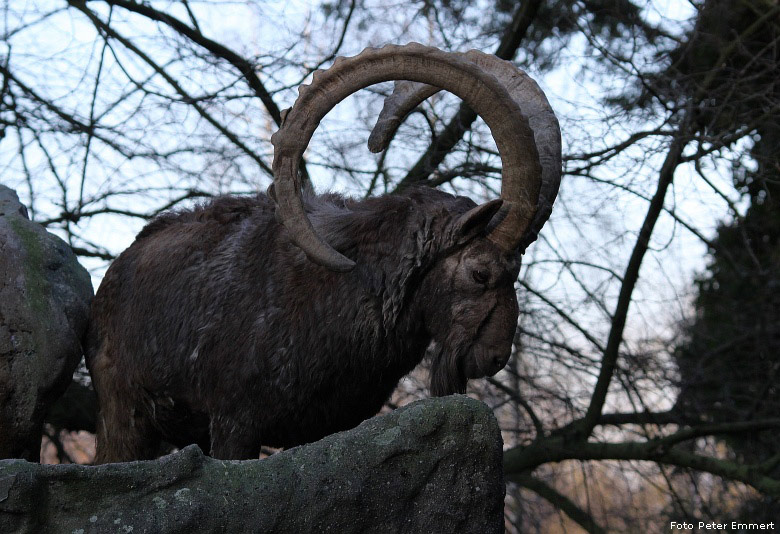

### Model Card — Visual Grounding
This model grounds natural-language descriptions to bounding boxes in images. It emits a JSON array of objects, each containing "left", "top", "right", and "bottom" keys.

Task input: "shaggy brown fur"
[{"left": 86, "top": 187, "right": 520, "bottom": 462}]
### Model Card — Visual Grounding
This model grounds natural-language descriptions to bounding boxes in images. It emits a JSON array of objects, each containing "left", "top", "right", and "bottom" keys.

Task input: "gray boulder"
[
  {"left": 0, "top": 395, "right": 505, "bottom": 533},
  {"left": 0, "top": 186, "right": 93, "bottom": 460}
]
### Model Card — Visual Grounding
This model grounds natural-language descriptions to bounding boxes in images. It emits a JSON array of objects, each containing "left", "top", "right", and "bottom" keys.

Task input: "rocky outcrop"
[
  {"left": 0, "top": 186, "right": 93, "bottom": 460},
  {"left": 0, "top": 395, "right": 505, "bottom": 533}
]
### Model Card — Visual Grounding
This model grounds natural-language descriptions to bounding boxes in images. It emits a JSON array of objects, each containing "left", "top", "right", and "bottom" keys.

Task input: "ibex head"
[{"left": 270, "top": 44, "right": 561, "bottom": 394}]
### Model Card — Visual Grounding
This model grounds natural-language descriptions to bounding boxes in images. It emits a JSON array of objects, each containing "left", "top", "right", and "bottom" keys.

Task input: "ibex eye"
[{"left": 472, "top": 269, "right": 489, "bottom": 284}]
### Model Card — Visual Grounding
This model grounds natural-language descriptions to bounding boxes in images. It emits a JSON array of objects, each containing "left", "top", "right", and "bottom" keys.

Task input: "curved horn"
[
  {"left": 368, "top": 50, "right": 562, "bottom": 253},
  {"left": 271, "top": 43, "right": 541, "bottom": 270},
  {"left": 367, "top": 81, "right": 438, "bottom": 153}
]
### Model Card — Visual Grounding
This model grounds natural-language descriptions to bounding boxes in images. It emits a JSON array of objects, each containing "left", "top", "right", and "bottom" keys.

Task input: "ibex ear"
[{"left": 453, "top": 199, "right": 503, "bottom": 244}]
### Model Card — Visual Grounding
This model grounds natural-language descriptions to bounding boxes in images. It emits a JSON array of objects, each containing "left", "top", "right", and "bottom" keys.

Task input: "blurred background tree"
[{"left": 670, "top": 0, "right": 780, "bottom": 524}]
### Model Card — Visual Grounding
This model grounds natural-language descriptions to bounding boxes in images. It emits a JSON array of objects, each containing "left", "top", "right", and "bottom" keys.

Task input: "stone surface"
[
  {"left": 0, "top": 186, "right": 93, "bottom": 460},
  {"left": 0, "top": 395, "right": 505, "bottom": 533}
]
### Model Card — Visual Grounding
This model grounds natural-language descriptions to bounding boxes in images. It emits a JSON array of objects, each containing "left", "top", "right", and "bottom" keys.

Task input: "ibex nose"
[{"left": 484, "top": 350, "right": 511, "bottom": 376}]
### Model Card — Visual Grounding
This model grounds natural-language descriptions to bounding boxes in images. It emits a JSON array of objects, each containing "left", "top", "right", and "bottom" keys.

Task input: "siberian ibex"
[{"left": 86, "top": 43, "right": 561, "bottom": 462}]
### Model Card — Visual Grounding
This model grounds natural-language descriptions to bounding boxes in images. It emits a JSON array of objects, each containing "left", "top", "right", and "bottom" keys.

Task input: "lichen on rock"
[{"left": 0, "top": 395, "right": 505, "bottom": 533}]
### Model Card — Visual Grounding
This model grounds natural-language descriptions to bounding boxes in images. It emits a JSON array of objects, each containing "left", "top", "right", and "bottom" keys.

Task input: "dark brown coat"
[{"left": 86, "top": 187, "right": 520, "bottom": 462}]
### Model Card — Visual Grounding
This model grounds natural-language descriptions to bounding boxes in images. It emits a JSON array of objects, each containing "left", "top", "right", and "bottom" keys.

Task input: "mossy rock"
[
  {"left": 0, "top": 395, "right": 504, "bottom": 533},
  {"left": 0, "top": 186, "right": 93, "bottom": 460}
]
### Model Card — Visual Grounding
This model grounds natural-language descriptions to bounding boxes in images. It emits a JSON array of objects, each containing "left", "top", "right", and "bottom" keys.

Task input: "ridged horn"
[
  {"left": 368, "top": 50, "right": 561, "bottom": 253},
  {"left": 271, "top": 43, "right": 542, "bottom": 270}
]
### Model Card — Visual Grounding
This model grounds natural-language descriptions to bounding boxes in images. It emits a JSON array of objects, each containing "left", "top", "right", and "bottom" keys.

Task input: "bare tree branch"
[
  {"left": 509, "top": 474, "right": 608, "bottom": 534},
  {"left": 394, "top": 0, "right": 543, "bottom": 190}
]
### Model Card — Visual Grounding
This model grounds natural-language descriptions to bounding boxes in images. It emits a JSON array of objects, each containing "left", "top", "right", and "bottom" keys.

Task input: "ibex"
[{"left": 86, "top": 43, "right": 561, "bottom": 462}]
